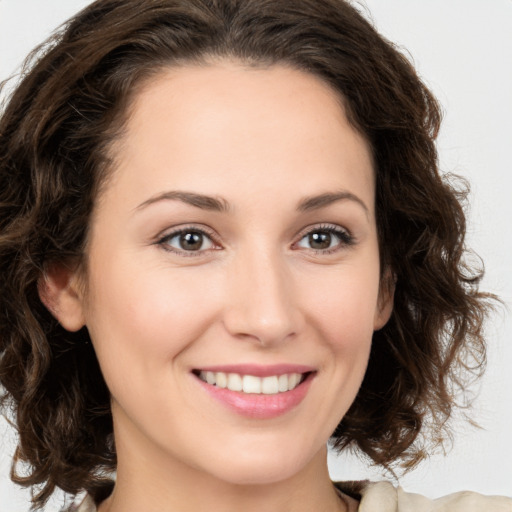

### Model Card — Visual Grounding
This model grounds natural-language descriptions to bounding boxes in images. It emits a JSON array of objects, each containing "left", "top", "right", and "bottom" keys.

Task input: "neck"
[
  {"left": 99, "top": 441, "right": 348, "bottom": 512},
  {"left": 97, "top": 401, "right": 354, "bottom": 512}
]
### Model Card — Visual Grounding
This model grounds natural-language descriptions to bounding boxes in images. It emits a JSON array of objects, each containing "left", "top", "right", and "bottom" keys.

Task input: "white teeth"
[
  {"left": 261, "top": 376, "right": 279, "bottom": 395},
  {"left": 242, "top": 375, "right": 261, "bottom": 394},
  {"left": 198, "top": 371, "right": 305, "bottom": 394},
  {"left": 288, "top": 373, "right": 300, "bottom": 390},
  {"left": 216, "top": 372, "right": 227, "bottom": 388},
  {"left": 278, "top": 374, "right": 288, "bottom": 392},
  {"left": 227, "top": 373, "right": 243, "bottom": 391}
]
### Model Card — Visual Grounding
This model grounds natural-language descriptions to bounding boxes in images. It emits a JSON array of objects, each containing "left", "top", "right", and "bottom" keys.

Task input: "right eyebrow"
[
  {"left": 134, "top": 190, "right": 230, "bottom": 213},
  {"left": 297, "top": 190, "right": 369, "bottom": 218}
]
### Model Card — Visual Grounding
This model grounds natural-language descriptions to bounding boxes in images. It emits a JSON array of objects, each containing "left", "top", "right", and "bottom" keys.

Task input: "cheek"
[
  {"left": 302, "top": 264, "right": 381, "bottom": 348},
  {"left": 84, "top": 260, "right": 221, "bottom": 372}
]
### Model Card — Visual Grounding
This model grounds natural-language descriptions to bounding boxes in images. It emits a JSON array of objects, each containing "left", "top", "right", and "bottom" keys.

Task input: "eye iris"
[
  {"left": 179, "top": 232, "right": 203, "bottom": 251},
  {"left": 309, "top": 231, "right": 332, "bottom": 250}
]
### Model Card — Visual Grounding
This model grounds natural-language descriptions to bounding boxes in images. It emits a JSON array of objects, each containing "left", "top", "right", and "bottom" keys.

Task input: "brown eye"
[
  {"left": 179, "top": 232, "right": 204, "bottom": 251},
  {"left": 296, "top": 226, "right": 354, "bottom": 253},
  {"left": 161, "top": 229, "right": 215, "bottom": 253},
  {"left": 308, "top": 232, "right": 332, "bottom": 250}
]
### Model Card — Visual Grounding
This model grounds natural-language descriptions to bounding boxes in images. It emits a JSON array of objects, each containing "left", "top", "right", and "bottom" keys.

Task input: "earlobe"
[
  {"left": 374, "top": 269, "right": 396, "bottom": 331},
  {"left": 38, "top": 263, "right": 86, "bottom": 332}
]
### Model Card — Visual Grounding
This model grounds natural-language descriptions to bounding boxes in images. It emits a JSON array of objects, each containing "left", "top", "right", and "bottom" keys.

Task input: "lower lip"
[{"left": 195, "top": 373, "right": 314, "bottom": 419}]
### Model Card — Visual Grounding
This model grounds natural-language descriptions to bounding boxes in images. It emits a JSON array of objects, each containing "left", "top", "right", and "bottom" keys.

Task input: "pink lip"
[
  {"left": 193, "top": 368, "right": 315, "bottom": 420},
  {"left": 194, "top": 363, "right": 315, "bottom": 377}
]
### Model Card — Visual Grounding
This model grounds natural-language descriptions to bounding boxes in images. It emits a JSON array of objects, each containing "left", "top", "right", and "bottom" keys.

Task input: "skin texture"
[{"left": 44, "top": 62, "right": 392, "bottom": 512}]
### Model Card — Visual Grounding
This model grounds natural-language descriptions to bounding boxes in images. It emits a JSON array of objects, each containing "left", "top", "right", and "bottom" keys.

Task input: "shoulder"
[
  {"left": 335, "top": 481, "right": 512, "bottom": 512},
  {"left": 67, "top": 482, "right": 512, "bottom": 512},
  {"left": 61, "top": 494, "right": 97, "bottom": 512},
  {"left": 61, "top": 482, "right": 114, "bottom": 512}
]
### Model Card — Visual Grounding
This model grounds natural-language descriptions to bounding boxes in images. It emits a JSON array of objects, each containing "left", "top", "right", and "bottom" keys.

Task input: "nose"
[{"left": 223, "top": 248, "right": 302, "bottom": 346}]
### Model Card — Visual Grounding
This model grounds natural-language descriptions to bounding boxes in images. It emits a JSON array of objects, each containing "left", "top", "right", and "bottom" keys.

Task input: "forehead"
[{"left": 103, "top": 61, "right": 374, "bottom": 214}]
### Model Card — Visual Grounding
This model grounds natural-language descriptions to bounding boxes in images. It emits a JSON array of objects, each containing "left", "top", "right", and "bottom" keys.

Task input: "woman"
[{"left": 0, "top": 1, "right": 510, "bottom": 511}]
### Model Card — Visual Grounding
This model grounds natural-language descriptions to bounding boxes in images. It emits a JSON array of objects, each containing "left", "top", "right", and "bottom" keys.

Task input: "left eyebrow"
[{"left": 297, "top": 191, "right": 369, "bottom": 217}]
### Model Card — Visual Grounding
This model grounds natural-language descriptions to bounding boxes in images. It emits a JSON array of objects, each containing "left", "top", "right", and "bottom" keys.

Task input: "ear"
[
  {"left": 373, "top": 268, "right": 395, "bottom": 331},
  {"left": 38, "top": 263, "right": 86, "bottom": 332}
]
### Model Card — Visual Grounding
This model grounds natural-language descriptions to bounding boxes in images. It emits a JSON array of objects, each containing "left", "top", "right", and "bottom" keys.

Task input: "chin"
[
  {"left": 197, "top": 441, "right": 320, "bottom": 487},
  {"left": 210, "top": 462, "right": 299, "bottom": 486}
]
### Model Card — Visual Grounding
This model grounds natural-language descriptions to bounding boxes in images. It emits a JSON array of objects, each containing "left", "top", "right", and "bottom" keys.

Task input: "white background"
[{"left": 1, "top": 0, "right": 511, "bottom": 510}]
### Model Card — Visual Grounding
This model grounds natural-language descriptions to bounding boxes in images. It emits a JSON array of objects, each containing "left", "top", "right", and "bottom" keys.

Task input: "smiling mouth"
[{"left": 194, "top": 370, "right": 310, "bottom": 395}]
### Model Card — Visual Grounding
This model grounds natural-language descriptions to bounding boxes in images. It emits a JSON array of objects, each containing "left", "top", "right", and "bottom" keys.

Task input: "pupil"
[
  {"left": 309, "top": 232, "right": 331, "bottom": 249},
  {"left": 180, "top": 232, "right": 203, "bottom": 251}
]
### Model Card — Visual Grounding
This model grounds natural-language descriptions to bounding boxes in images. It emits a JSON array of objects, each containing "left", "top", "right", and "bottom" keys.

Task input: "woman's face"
[{"left": 68, "top": 63, "right": 392, "bottom": 485}]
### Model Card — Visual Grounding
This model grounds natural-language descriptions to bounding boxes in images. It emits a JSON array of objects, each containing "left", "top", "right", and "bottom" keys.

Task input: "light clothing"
[
  {"left": 337, "top": 481, "right": 512, "bottom": 511},
  {"left": 67, "top": 480, "right": 512, "bottom": 511}
]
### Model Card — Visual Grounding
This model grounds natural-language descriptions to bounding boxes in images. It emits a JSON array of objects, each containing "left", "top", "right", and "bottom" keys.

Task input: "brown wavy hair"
[{"left": 0, "top": 0, "right": 493, "bottom": 507}]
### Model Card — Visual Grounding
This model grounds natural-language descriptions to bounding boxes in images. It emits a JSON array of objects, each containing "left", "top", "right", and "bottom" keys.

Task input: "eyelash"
[
  {"left": 156, "top": 225, "right": 220, "bottom": 257},
  {"left": 295, "top": 224, "right": 355, "bottom": 255},
  {"left": 155, "top": 223, "right": 354, "bottom": 257}
]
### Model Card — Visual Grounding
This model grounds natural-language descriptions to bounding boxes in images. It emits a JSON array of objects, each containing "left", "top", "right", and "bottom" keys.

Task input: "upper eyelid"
[
  {"left": 292, "top": 223, "right": 355, "bottom": 252},
  {"left": 294, "top": 222, "right": 352, "bottom": 239},
  {"left": 157, "top": 224, "right": 218, "bottom": 242},
  {"left": 155, "top": 225, "right": 221, "bottom": 255}
]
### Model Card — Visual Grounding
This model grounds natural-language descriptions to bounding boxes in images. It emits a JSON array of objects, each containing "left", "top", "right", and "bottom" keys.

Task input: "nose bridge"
[{"left": 224, "top": 241, "right": 299, "bottom": 345}]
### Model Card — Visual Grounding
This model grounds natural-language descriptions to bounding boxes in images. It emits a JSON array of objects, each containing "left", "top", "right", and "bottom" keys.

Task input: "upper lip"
[{"left": 192, "top": 364, "right": 315, "bottom": 377}]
